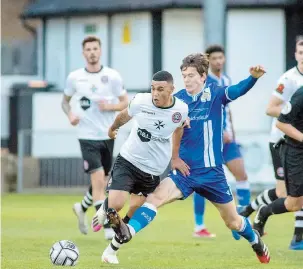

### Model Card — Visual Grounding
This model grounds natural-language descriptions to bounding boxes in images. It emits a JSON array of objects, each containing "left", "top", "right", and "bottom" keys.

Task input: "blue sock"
[
  {"left": 128, "top": 203, "right": 157, "bottom": 233},
  {"left": 238, "top": 216, "right": 256, "bottom": 244},
  {"left": 193, "top": 192, "right": 205, "bottom": 229},
  {"left": 236, "top": 181, "right": 251, "bottom": 206}
]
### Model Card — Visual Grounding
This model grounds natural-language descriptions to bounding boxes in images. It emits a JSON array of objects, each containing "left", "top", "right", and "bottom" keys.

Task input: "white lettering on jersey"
[
  {"left": 64, "top": 67, "right": 126, "bottom": 140},
  {"left": 120, "top": 93, "right": 188, "bottom": 176}
]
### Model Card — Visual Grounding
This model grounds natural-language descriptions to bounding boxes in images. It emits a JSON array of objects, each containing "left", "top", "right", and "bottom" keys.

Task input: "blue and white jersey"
[
  {"left": 174, "top": 84, "right": 231, "bottom": 168},
  {"left": 207, "top": 71, "right": 233, "bottom": 136}
]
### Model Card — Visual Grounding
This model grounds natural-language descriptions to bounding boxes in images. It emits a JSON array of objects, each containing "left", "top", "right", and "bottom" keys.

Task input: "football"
[{"left": 49, "top": 240, "right": 79, "bottom": 266}]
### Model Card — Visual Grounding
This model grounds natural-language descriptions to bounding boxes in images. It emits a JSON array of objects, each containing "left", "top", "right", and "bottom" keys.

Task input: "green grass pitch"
[{"left": 2, "top": 194, "right": 302, "bottom": 269}]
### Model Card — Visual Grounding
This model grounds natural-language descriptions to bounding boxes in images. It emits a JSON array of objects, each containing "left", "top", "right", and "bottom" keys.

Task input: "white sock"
[{"left": 195, "top": 224, "right": 206, "bottom": 232}]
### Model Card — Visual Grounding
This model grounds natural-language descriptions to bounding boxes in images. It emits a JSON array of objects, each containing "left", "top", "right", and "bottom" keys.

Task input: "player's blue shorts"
[
  {"left": 223, "top": 141, "right": 242, "bottom": 163},
  {"left": 169, "top": 166, "right": 233, "bottom": 204}
]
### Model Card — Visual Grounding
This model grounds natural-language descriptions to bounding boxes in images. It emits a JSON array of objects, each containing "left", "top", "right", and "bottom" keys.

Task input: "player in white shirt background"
[
  {"left": 61, "top": 36, "right": 128, "bottom": 239},
  {"left": 240, "top": 39, "right": 303, "bottom": 250}
]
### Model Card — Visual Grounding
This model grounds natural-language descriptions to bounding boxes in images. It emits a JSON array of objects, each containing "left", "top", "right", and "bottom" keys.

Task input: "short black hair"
[
  {"left": 205, "top": 44, "right": 225, "bottom": 56},
  {"left": 152, "top": 70, "right": 174, "bottom": 83}
]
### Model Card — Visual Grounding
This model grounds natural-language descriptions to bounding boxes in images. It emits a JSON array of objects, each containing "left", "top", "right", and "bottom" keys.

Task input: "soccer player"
[
  {"left": 61, "top": 36, "right": 128, "bottom": 239},
  {"left": 98, "top": 53, "right": 270, "bottom": 264},
  {"left": 192, "top": 45, "right": 250, "bottom": 238},
  {"left": 91, "top": 70, "right": 188, "bottom": 257},
  {"left": 240, "top": 40, "right": 303, "bottom": 249},
  {"left": 253, "top": 86, "right": 303, "bottom": 249}
]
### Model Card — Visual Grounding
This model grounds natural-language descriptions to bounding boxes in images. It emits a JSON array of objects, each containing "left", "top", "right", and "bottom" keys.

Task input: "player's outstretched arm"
[
  {"left": 108, "top": 108, "right": 132, "bottom": 139},
  {"left": 171, "top": 126, "right": 190, "bottom": 176},
  {"left": 226, "top": 65, "right": 266, "bottom": 101}
]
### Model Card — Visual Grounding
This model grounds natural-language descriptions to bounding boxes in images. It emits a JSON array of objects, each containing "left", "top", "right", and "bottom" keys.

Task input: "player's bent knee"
[
  {"left": 146, "top": 193, "right": 163, "bottom": 208},
  {"left": 285, "top": 199, "right": 303, "bottom": 212},
  {"left": 224, "top": 219, "right": 242, "bottom": 231}
]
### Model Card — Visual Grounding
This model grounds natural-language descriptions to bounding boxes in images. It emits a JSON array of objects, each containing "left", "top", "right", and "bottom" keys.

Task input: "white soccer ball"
[{"left": 49, "top": 240, "right": 79, "bottom": 266}]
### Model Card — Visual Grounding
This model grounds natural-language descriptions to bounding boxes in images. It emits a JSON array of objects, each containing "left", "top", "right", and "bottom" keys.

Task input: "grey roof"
[{"left": 22, "top": 0, "right": 299, "bottom": 18}]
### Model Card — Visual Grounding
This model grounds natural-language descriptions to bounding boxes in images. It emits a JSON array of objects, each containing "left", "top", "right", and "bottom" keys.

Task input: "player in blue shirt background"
[
  {"left": 192, "top": 45, "right": 251, "bottom": 238},
  {"left": 99, "top": 53, "right": 270, "bottom": 265}
]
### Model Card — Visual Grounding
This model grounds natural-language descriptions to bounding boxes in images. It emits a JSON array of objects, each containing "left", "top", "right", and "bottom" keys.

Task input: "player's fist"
[
  {"left": 182, "top": 117, "right": 191, "bottom": 128},
  {"left": 68, "top": 112, "right": 80, "bottom": 126},
  {"left": 108, "top": 127, "right": 118, "bottom": 139},
  {"left": 249, "top": 65, "right": 266, "bottom": 78},
  {"left": 171, "top": 157, "right": 190, "bottom": 177}
]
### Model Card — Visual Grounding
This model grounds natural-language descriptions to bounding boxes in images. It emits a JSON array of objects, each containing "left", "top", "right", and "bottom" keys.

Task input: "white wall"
[
  {"left": 162, "top": 9, "right": 204, "bottom": 91},
  {"left": 226, "top": 9, "right": 285, "bottom": 133},
  {"left": 68, "top": 16, "right": 109, "bottom": 72},
  {"left": 111, "top": 13, "right": 152, "bottom": 89},
  {"left": 31, "top": 92, "right": 137, "bottom": 158},
  {"left": 45, "top": 19, "right": 67, "bottom": 89}
]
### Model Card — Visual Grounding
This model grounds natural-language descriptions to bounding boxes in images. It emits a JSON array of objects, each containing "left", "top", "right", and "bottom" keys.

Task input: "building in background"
[{"left": 2, "top": 0, "right": 303, "bottom": 191}]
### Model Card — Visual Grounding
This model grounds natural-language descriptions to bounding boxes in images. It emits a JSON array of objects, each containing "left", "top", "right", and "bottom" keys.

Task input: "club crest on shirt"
[
  {"left": 101, "top": 76, "right": 109, "bottom": 83},
  {"left": 172, "top": 112, "right": 182, "bottom": 123},
  {"left": 201, "top": 87, "right": 211, "bottom": 102}
]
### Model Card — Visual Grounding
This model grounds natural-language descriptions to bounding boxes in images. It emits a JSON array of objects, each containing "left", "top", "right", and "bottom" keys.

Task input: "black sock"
[
  {"left": 262, "top": 198, "right": 288, "bottom": 218},
  {"left": 93, "top": 199, "right": 104, "bottom": 212},
  {"left": 251, "top": 188, "right": 278, "bottom": 211},
  {"left": 104, "top": 197, "right": 108, "bottom": 211},
  {"left": 81, "top": 185, "right": 93, "bottom": 212},
  {"left": 268, "top": 188, "right": 278, "bottom": 201},
  {"left": 294, "top": 208, "right": 303, "bottom": 242},
  {"left": 123, "top": 215, "right": 130, "bottom": 224}
]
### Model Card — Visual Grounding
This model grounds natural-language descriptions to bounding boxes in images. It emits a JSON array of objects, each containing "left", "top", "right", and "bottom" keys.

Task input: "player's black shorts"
[
  {"left": 79, "top": 139, "right": 114, "bottom": 175},
  {"left": 107, "top": 154, "right": 160, "bottom": 197},
  {"left": 269, "top": 142, "right": 284, "bottom": 180},
  {"left": 280, "top": 144, "right": 303, "bottom": 197}
]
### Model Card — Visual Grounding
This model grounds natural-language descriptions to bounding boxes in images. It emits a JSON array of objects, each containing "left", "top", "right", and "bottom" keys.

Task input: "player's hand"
[
  {"left": 249, "top": 65, "right": 266, "bottom": 78},
  {"left": 98, "top": 100, "right": 113, "bottom": 111},
  {"left": 68, "top": 112, "right": 80, "bottom": 126},
  {"left": 223, "top": 131, "right": 233, "bottom": 143},
  {"left": 171, "top": 157, "right": 190, "bottom": 177},
  {"left": 108, "top": 127, "right": 118, "bottom": 139},
  {"left": 182, "top": 117, "right": 191, "bottom": 128}
]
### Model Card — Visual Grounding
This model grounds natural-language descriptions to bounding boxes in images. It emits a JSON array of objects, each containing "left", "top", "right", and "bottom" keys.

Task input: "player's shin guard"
[
  {"left": 193, "top": 192, "right": 205, "bottom": 231},
  {"left": 236, "top": 181, "right": 251, "bottom": 206},
  {"left": 128, "top": 202, "right": 157, "bottom": 234},
  {"left": 238, "top": 216, "right": 257, "bottom": 244}
]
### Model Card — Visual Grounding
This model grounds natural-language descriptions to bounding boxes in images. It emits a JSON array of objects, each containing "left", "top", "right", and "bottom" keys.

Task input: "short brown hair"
[
  {"left": 180, "top": 53, "right": 209, "bottom": 76},
  {"left": 82, "top": 36, "right": 101, "bottom": 48},
  {"left": 205, "top": 44, "right": 225, "bottom": 56}
]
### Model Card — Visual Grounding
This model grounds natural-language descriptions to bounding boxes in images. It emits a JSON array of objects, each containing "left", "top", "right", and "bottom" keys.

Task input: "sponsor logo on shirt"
[
  {"left": 137, "top": 128, "right": 169, "bottom": 143},
  {"left": 80, "top": 96, "right": 91, "bottom": 110}
]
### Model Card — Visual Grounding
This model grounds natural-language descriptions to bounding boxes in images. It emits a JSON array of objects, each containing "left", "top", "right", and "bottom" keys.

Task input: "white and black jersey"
[
  {"left": 120, "top": 93, "right": 189, "bottom": 176},
  {"left": 270, "top": 67, "right": 303, "bottom": 143},
  {"left": 64, "top": 66, "right": 126, "bottom": 140}
]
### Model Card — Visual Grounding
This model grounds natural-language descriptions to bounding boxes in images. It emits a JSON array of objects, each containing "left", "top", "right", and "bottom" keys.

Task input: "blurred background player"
[
  {"left": 192, "top": 45, "right": 250, "bottom": 238},
  {"left": 253, "top": 86, "right": 303, "bottom": 250},
  {"left": 240, "top": 40, "right": 303, "bottom": 249},
  {"left": 61, "top": 36, "right": 128, "bottom": 239}
]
